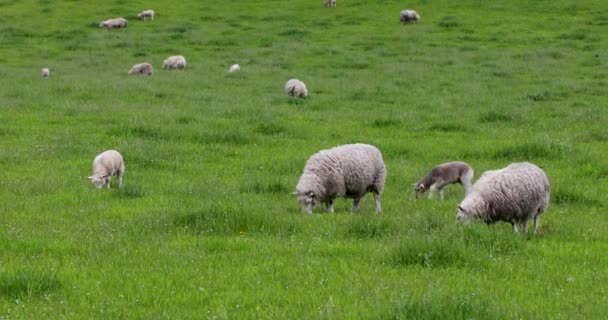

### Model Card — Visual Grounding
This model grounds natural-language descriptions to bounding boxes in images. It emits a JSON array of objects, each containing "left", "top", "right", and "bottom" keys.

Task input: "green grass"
[{"left": 1, "top": 0, "right": 608, "bottom": 318}]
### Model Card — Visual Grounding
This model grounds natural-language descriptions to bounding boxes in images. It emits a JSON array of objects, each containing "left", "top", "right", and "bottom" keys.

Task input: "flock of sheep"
[{"left": 79, "top": 4, "right": 548, "bottom": 235}]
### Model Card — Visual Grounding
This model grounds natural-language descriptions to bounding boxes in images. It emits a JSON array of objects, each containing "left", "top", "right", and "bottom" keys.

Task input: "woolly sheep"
[
  {"left": 162, "top": 55, "right": 186, "bottom": 70},
  {"left": 400, "top": 10, "right": 420, "bottom": 24},
  {"left": 99, "top": 18, "right": 128, "bottom": 29},
  {"left": 88, "top": 150, "right": 125, "bottom": 189},
  {"left": 41, "top": 68, "right": 49, "bottom": 78},
  {"left": 415, "top": 161, "right": 474, "bottom": 200},
  {"left": 229, "top": 64, "right": 240, "bottom": 72},
  {"left": 325, "top": 0, "right": 336, "bottom": 7},
  {"left": 128, "top": 62, "right": 153, "bottom": 76},
  {"left": 285, "top": 79, "right": 308, "bottom": 98},
  {"left": 294, "top": 143, "right": 386, "bottom": 214},
  {"left": 457, "top": 162, "right": 550, "bottom": 234},
  {"left": 138, "top": 9, "right": 155, "bottom": 21}
]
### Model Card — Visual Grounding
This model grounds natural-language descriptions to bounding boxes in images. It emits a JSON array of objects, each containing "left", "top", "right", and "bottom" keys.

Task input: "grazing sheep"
[
  {"left": 128, "top": 62, "right": 153, "bottom": 76},
  {"left": 285, "top": 79, "right": 308, "bottom": 98},
  {"left": 229, "top": 64, "right": 240, "bottom": 72},
  {"left": 41, "top": 68, "right": 49, "bottom": 78},
  {"left": 88, "top": 150, "right": 125, "bottom": 189},
  {"left": 294, "top": 143, "right": 386, "bottom": 214},
  {"left": 138, "top": 9, "right": 155, "bottom": 21},
  {"left": 162, "top": 55, "right": 186, "bottom": 70},
  {"left": 414, "top": 161, "right": 474, "bottom": 200},
  {"left": 400, "top": 10, "right": 420, "bottom": 24},
  {"left": 99, "top": 18, "right": 128, "bottom": 29},
  {"left": 457, "top": 162, "right": 550, "bottom": 234},
  {"left": 325, "top": 0, "right": 336, "bottom": 7}
]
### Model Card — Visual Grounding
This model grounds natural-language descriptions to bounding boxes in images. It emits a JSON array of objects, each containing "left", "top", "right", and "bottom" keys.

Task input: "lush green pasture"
[{"left": 1, "top": 0, "right": 607, "bottom": 318}]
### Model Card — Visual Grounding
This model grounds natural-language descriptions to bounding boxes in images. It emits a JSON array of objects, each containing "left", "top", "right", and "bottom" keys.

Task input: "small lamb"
[
  {"left": 285, "top": 79, "right": 308, "bottom": 98},
  {"left": 229, "top": 64, "right": 240, "bottom": 72},
  {"left": 128, "top": 62, "right": 153, "bottom": 76},
  {"left": 457, "top": 162, "right": 550, "bottom": 234},
  {"left": 400, "top": 10, "right": 420, "bottom": 24},
  {"left": 138, "top": 9, "right": 155, "bottom": 21},
  {"left": 414, "top": 161, "right": 474, "bottom": 200},
  {"left": 99, "top": 18, "right": 128, "bottom": 29},
  {"left": 325, "top": 0, "right": 336, "bottom": 7},
  {"left": 41, "top": 68, "right": 50, "bottom": 78},
  {"left": 162, "top": 55, "right": 186, "bottom": 70},
  {"left": 88, "top": 150, "right": 125, "bottom": 189},
  {"left": 294, "top": 143, "right": 386, "bottom": 214}
]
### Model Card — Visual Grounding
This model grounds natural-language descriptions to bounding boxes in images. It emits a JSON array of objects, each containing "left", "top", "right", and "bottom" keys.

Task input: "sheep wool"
[
  {"left": 457, "top": 162, "right": 550, "bottom": 233},
  {"left": 41, "top": 68, "right": 50, "bottom": 78},
  {"left": 295, "top": 143, "right": 386, "bottom": 214},
  {"left": 400, "top": 10, "right": 420, "bottom": 24},
  {"left": 163, "top": 55, "right": 186, "bottom": 70},
  {"left": 88, "top": 150, "right": 125, "bottom": 189},
  {"left": 99, "top": 18, "right": 128, "bottom": 29},
  {"left": 128, "top": 62, "right": 153, "bottom": 76},
  {"left": 138, "top": 9, "right": 155, "bottom": 21},
  {"left": 285, "top": 79, "right": 308, "bottom": 98}
]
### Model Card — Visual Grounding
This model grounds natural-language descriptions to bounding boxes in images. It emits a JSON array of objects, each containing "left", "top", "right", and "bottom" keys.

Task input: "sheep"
[
  {"left": 229, "top": 64, "right": 240, "bottom": 72},
  {"left": 457, "top": 162, "right": 550, "bottom": 234},
  {"left": 162, "top": 55, "right": 187, "bottom": 70},
  {"left": 325, "top": 0, "right": 336, "bottom": 7},
  {"left": 137, "top": 9, "right": 155, "bottom": 21},
  {"left": 99, "top": 18, "right": 128, "bottom": 29},
  {"left": 128, "top": 62, "right": 153, "bottom": 76},
  {"left": 414, "top": 161, "right": 474, "bottom": 200},
  {"left": 88, "top": 150, "right": 125, "bottom": 189},
  {"left": 285, "top": 79, "right": 308, "bottom": 98},
  {"left": 294, "top": 143, "right": 386, "bottom": 214},
  {"left": 400, "top": 10, "right": 420, "bottom": 24},
  {"left": 41, "top": 68, "right": 49, "bottom": 78}
]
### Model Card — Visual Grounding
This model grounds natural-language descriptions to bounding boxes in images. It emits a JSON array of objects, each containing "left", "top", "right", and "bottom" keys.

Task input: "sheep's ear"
[
  {"left": 458, "top": 205, "right": 467, "bottom": 213},
  {"left": 291, "top": 191, "right": 298, "bottom": 196}
]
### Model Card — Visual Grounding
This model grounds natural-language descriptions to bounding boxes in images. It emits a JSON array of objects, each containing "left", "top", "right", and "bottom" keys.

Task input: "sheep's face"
[
  {"left": 297, "top": 191, "right": 317, "bottom": 214},
  {"left": 456, "top": 206, "right": 473, "bottom": 224},
  {"left": 88, "top": 175, "right": 106, "bottom": 189},
  {"left": 414, "top": 183, "right": 426, "bottom": 199}
]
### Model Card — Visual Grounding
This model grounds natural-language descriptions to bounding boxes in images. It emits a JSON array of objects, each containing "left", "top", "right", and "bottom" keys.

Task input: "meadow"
[{"left": 0, "top": 0, "right": 607, "bottom": 318}]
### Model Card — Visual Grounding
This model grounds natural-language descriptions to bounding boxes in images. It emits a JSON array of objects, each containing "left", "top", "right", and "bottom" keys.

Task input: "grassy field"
[{"left": 1, "top": 0, "right": 608, "bottom": 318}]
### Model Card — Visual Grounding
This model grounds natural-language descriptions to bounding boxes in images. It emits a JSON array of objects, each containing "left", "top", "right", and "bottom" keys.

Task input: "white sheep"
[
  {"left": 162, "top": 55, "right": 187, "bottom": 70},
  {"left": 229, "top": 64, "right": 240, "bottom": 72},
  {"left": 128, "top": 62, "right": 153, "bottom": 76},
  {"left": 88, "top": 150, "right": 125, "bottom": 189},
  {"left": 457, "top": 162, "right": 550, "bottom": 234},
  {"left": 325, "top": 0, "right": 336, "bottom": 7},
  {"left": 138, "top": 9, "right": 155, "bottom": 21},
  {"left": 400, "top": 10, "right": 420, "bottom": 24},
  {"left": 294, "top": 143, "right": 386, "bottom": 214},
  {"left": 285, "top": 79, "right": 308, "bottom": 98},
  {"left": 41, "top": 68, "right": 49, "bottom": 78},
  {"left": 414, "top": 161, "right": 474, "bottom": 200},
  {"left": 99, "top": 18, "right": 128, "bottom": 29}
]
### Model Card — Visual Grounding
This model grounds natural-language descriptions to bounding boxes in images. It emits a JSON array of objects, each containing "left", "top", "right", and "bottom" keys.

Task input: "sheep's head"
[
  {"left": 414, "top": 183, "right": 426, "bottom": 199},
  {"left": 294, "top": 191, "right": 317, "bottom": 214},
  {"left": 456, "top": 205, "right": 473, "bottom": 224},
  {"left": 88, "top": 175, "right": 107, "bottom": 189}
]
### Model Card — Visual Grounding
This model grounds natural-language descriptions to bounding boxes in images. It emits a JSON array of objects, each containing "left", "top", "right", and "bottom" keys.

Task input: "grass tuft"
[
  {"left": 0, "top": 270, "right": 61, "bottom": 298},
  {"left": 492, "top": 142, "right": 563, "bottom": 160}
]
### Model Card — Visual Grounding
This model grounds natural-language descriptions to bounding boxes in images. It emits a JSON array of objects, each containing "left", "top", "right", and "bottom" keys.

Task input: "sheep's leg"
[
  {"left": 105, "top": 177, "right": 112, "bottom": 189},
  {"left": 521, "top": 220, "right": 529, "bottom": 234},
  {"left": 428, "top": 184, "right": 437, "bottom": 199},
  {"left": 439, "top": 188, "right": 445, "bottom": 200},
  {"left": 352, "top": 198, "right": 361, "bottom": 212},
  {"left": 533, "top": 215, "right": 540, "bottom": 234},
  {"left": 374, "top": 193, "right": 382, "bottom": 213},
  {"left": 325, "top": 200, "right": 334, "bottom": 213},
  {"left": 117, "top": 171, "right": 123, "bottom": 188},
  {"left": 511, "top": 222, "right": 519, "bottom": 233}
]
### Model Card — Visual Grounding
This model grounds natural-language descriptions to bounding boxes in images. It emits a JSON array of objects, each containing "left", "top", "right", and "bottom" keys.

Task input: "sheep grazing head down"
[
  {"left": 456, "top": 205, "right": 473, "bottom": 224},
  {"left": 294, "top": 191, "right": 317, "bottom": 214},
  {"left": 414, "top": 183, "right": 426, "bottom": 199},
  {"left": 88, "top": 175, "right": 107, "bottom": 189}
]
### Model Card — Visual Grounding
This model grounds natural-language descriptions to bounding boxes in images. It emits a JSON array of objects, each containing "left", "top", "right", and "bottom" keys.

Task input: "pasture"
[{"left": 1, "top": 0, "right": 607, "bottom": 318}]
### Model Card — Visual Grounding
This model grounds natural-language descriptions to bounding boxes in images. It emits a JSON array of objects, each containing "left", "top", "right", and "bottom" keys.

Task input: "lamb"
[
  {"left": 414, "top": 161, "right": 474, "bottom": 200},
  {"left": 128, "top": 62, "right": 153, "bottom": 76},
  {"left": 162, "top": 55, "right": 187, "bottom": 70},
  {"left": 457, "top": 162, "right": 550, "bottom": 234},
  {"left": 400, "top": 10, "right": 420, "bottom": 24},
  {"left": 41, "top": 68, "right": 49, "bottom": 78},
  {"left": 294, "top": 143, "right": 386, "bottom": 214},
  {"left": 325, "top": 0, "right": 336, "bottom": 7},
  {"left": 285, "top": 79, "right": 308, "bottom": 98},
  {"left": 137, "top": 9, "right": 155, "bottom": 21},
  {"left": 88, "top": 150, "right": 125, "bottom": 189},
  {"left": 99, "top": 18, "right": 128, "bottom": 29},
  {"left": 229, "top": 64, "right": 240, "bottom": 72}
]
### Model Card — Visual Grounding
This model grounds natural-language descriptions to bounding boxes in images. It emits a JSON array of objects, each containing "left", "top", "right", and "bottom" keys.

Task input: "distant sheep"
[
  {"left": 229, "top": 64, "right": 240, "bottom": 72},
  {"left": 128, "top": 62, "right": 153, "bottom": 76},
  {"left": 138, "top": 9, "right": 155, "bottom": 21},
  {"left": 457, "top": 162, "right": 550, "bottom": 234},
  {"left": 415, "top": 161, "right": 474, "bottom": 200},
  {"left": 162, "top": 55, "right": 186, "bottom": 70},
  {"left": 88, "top": 150, "right": 125, "bottom": 189},
  {"left": 295, "top": 143, "right": 386, "bottom": 214},
  {"left": 285, "top": 79, "right": 308, "bottom": 98},
  {"left": 400, "top": 10, "right": 420, "bottom": 24},
  {"left": 41, "top": 68, "right": 49, "bottom": 78},
  {"left": 99, "top": 18, "right": 128, "bottom": 29},
  {"left": 325, "top": 0, "right": 336, "bottom": 7}
]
